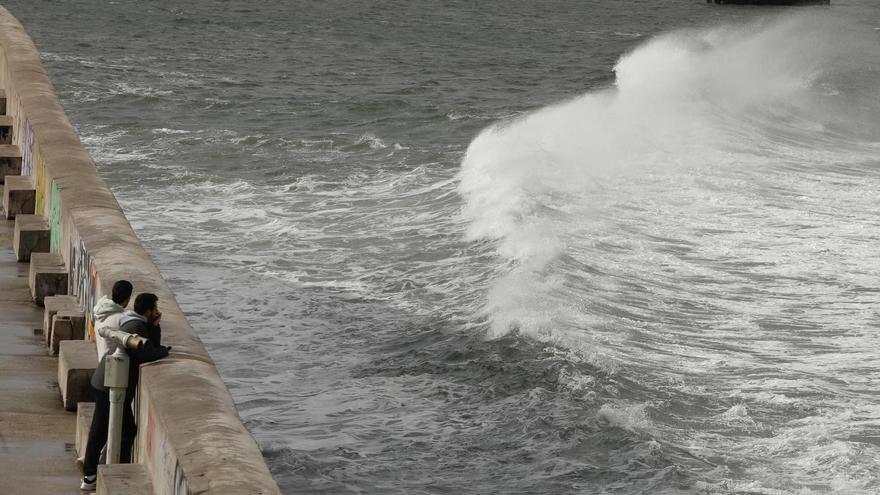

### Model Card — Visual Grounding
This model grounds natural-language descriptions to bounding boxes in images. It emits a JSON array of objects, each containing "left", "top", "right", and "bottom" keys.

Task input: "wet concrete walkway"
[{"left": 0, "top": 215, "right": 80, "bottom": 493}]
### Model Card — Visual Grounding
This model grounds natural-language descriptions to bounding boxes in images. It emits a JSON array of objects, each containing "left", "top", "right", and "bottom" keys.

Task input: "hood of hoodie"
[
  {"left": 94, "top": 296, "right": 125, "bottom": 322},
  {"left": 118, "top": 310, "right": 147, "bottom": 327}
]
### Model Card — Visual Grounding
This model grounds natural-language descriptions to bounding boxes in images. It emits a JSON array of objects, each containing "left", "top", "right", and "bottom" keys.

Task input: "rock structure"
[{"left": 707, "top": 0, "right": 830, "bottom": 4}]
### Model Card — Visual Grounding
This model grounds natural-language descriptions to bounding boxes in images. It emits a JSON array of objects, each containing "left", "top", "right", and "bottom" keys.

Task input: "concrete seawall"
[{"left": 0, "top": 6, "right": 281, "bottom": 494}]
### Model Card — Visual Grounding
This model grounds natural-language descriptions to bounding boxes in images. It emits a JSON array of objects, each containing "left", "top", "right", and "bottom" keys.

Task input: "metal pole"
[{"left": 104, "top": 344, "right": 130, "bottom": 464}]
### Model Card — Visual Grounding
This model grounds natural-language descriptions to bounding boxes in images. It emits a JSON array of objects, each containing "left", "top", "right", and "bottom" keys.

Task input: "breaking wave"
[{"left": 458, "top": 13, "right": 880, "bottom": 339}]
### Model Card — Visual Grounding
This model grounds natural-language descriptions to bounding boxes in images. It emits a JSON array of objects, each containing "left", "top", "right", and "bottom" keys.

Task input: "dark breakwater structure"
[
  {"left": 707, "top": 0, "right": 830, "bottom": 4},
  {"left": 0, "top": 6, "right": 281, "bottom": 494}
]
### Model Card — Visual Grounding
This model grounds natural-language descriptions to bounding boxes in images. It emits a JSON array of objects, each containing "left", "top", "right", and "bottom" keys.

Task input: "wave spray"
[{"left": 458, "top": 13, "right": 880, "bottom": 339}]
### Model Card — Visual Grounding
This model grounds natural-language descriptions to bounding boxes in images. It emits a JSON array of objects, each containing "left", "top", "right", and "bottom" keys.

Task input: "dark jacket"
[{"left": 91, "top": 312, "right": 170, "bottom": 392}]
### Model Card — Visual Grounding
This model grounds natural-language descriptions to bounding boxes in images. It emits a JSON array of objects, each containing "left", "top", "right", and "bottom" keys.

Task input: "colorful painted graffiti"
[
  {"left": 49, "top": 179, "right": 61, "bottom": 252},
  {"left": 87, "top": 266, "right": 98, "bottom": 339},
  {"left": 70, "top": 239, "right": 99, "bottom": 339},
  {"left": 143, "top": 400, "right": 190, "bottom": 495}
]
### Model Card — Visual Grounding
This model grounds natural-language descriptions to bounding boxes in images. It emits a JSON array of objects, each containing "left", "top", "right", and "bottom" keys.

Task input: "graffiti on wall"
[
  {"left": 49, "top": 179, "right": 61, "bottom": 253},
  {"left": 144, "top": 399, "right": 191, "bottom": 495},
  {"left": 35, "top": 151, "right": 46, "bottom": 214},
  {"left": 69, "top": 238, "right": 98, "bottom": 339},
  {"left": 20, "top": 120, "right": 33, "bottom": 176},
  {"left": 145, "top": 402, "right": 154, "bottom": 461},
  {"left": 13, "top": 95, "right": 23, "bottom": 147},
  {"left": 86, "top": 262, "right": 98, "bottom": 340},
  {"left": 11, "top": 96, "right": 34, "bottom": 178}
]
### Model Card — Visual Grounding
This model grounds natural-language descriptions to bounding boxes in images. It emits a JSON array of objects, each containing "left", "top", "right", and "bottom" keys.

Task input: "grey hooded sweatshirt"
[
  {"left": 91, "top": 311, "right": 168, "bottom": 392},
  {"left": 93, "top": 296, "right": 126, "bottom": 359}
]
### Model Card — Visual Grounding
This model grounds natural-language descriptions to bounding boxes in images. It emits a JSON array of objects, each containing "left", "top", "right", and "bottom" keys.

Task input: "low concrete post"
[{"left": 103, "top": 346, "right": 129, "bottom": 464}]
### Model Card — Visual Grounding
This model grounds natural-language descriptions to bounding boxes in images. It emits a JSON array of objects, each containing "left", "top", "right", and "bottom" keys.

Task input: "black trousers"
[{"left": 83, "top": 387, "right": 136, "bottom": 477}]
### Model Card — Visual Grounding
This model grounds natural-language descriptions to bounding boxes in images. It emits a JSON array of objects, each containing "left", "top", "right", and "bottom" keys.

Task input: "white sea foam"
[
  {"left": 458, "top": 13, "right": 880, "bottom": 339},
  {"left": 356, "top": 133, "right": 388, "bottom": 150},
  {"left": 597, "top": 403, "right": 652, "bottom": 432},
  {"left": 455, "top": 18, "right": 880, "bottom": 491},
  {"left": 110, "top": 81, "right": 173, "bottom": 98},
  {"left": 151, "top": 128, "right": 191, "bottom": 135}
]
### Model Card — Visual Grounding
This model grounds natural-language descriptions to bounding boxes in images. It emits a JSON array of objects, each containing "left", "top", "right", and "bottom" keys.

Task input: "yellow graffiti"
[{"left": 87, "top": 265, "right": 99, "bottom": 340}]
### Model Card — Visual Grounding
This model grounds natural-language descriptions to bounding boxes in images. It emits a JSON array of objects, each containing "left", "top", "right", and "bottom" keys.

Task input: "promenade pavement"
[{"left": 0, "top": 214, "right": 81, "bottom": 494}]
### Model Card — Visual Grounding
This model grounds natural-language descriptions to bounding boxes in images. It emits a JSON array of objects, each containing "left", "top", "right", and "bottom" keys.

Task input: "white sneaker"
[{"left": 80, "top": 474, "right": 96, "bottom": 490}]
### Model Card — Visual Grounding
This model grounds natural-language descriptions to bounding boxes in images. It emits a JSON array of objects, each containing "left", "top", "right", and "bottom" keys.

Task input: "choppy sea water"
[{"left": 8, "top": 1, "right": 880, "bottom": 493}]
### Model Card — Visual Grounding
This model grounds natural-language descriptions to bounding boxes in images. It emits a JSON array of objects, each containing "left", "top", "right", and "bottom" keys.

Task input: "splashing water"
[
  {"left": 459, "top": 13, "right": 880, "bottom": 340},
  {"left": 457, "top": 12, "right": 880, "bottom": 492},
  {"left": 17, "top": 0, "right": 880, "bottom": 491}
]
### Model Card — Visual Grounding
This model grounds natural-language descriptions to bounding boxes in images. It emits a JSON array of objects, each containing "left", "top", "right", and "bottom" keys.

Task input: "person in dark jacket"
[{"left": 80, "top": 293, "right": 170, "bottom": 490}]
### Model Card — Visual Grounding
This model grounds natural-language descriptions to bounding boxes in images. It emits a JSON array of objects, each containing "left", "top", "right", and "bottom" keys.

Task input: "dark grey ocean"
[{"left": 8, "top": 1, "right": 880, "bottom": 493}]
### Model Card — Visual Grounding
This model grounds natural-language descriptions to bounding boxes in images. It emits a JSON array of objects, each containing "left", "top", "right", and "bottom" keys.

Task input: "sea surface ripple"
[{"left": 7, "top": 1, "right": 880, "bottom": 493}]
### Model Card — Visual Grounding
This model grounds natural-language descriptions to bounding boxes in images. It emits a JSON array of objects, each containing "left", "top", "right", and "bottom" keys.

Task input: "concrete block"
[
  {"left": 97, "top": 464, "right": 154, "bottom": 495},
  {"left": 0, "top": 157, "right": 22, "bottom": 182},
  {"left": 0, "top": 115, "right": 11, "bottom": 144},
  {"left": 29, "top": 252, "right": 68, "bottom": 306},
  {"left": 42, "top": 295, "right": 79, "bottom": 344},
  {"left": 0, "top": 143, "right": 21, "bottom": 184},
  {"left": 57, "top": 339, "right": 96, "bottom": 411},
  {"left": 76, "top": 402, "right": 95, "bottom": 457},
  {"left": 3, "top": 175, "right": 35, "bottom": 219},
  {"left": 13, "top": 214, "right": 50, "bottom": 261},
  {"left": 49, "top": 309, "right": 85, "bottom": 355}
]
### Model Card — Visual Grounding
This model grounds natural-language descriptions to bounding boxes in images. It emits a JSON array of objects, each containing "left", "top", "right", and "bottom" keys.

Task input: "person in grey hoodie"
[
  {"left": 76, "top": 280, "right": 134, "bottom": 473},
  {"left": 80, "top": 293, "right": 170, "bottom": 490},
  {"left": 93, "top": 280, "right": 133, "bottom": 359}
]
